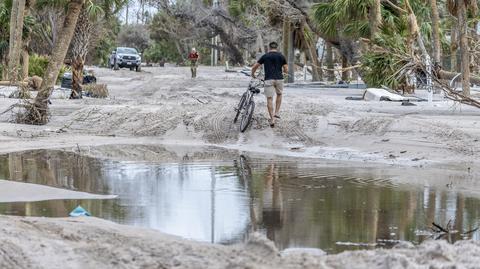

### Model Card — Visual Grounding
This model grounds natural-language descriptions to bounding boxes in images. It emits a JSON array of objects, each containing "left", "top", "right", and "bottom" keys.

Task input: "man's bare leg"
[
  {"left": 275, "top": 94, "right": 282, "bottom": 117},
  {"left": 267, "top": 97, "right": 275, "bottom": 126}
]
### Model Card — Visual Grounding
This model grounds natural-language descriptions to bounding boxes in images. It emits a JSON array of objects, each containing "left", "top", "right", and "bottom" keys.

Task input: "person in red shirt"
[{"left": 188, "top": 48, "right": 200, "bottom": 78}]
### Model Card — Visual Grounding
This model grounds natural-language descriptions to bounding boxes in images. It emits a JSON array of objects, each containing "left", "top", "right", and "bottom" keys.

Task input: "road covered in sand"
[
  {"left": 2, "top": 66, "right": 480, "bottom": 167},
  {"left": 1, "top": 66, "right": 480, "bottom": 268}
]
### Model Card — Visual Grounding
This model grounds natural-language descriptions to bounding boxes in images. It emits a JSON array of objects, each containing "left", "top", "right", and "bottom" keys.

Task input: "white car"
[{"left": 109, "top": 47, "right": 142, "bottom": 71}]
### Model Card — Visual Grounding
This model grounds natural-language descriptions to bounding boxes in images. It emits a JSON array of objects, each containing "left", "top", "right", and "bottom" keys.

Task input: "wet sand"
[{"left": 0, "top": 180, "right": 116, "bottom": 202}]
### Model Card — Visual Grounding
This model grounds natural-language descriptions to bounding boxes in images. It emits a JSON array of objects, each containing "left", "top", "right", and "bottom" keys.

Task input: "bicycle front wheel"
[
  {"left": 240, "top": 100, "right": 255, "bottom": 133},
  {"left": 234, "top": 92, "right": 247, "bottom": 123}
]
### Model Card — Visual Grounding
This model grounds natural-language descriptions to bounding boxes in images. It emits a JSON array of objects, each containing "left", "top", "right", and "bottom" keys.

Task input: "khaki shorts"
[{"left": 264, "top": 80, "right": 284, "bottom": 98}]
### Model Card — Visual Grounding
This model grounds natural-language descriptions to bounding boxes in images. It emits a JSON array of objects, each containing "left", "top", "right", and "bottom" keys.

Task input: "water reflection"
[{"left": 0, "top": 148, "right": 479, "bottom": 253}]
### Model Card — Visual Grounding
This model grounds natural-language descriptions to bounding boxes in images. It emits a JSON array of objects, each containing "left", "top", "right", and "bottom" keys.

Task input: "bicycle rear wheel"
[
  {"left": 240, "top": 100, "right": 255, "bottom": 133},
  {"left": 234, "top": 92, "right": 247, "bottom": 123}
]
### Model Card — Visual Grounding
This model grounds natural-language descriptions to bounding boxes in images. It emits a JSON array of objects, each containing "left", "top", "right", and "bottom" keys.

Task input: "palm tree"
[
  {"left": 370, "top": 0, "right": 382, "bottom": 37},
  {"left": 7, "top": 0, "right": 26, "bottom": 83},
  {"left": 69, "top": 7, "right": 92, "bottom": 99},
  {"left": 0, "top": 1, "right": 12, "bottom": 80},
  {"left": 21, "top": 0, "right": 37, "bottom": 79},
  {"left": 430, "top": 0, "right": 441, "bottom": 64},
  {"left": 70, "top": 0, "right": 125, "bottom": 99},
  {"left": 448, "top": 0, "right": 474, "bottom": 96},
  {"left": 450, "top": 18, "right": 458, "bottom": 72},
  {"left": 31, "top": 0, "right": 85, "bottom": 124},
  {"left": 458, "top": 0, "right": 470, "bottom": 96}
]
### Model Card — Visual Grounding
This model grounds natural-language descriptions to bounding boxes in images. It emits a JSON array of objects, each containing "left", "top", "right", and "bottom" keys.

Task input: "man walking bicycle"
[{"left": 251, "top": 42, "right": 288, "bottom": 128}]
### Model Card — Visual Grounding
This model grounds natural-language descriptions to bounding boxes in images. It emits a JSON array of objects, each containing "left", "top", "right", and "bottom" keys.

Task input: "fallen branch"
[
  {"left": 432, "top": 222, "right": 449, "bottom": 233},
  {"left": 429, "top": 220, "right": 479, "bottom": 243},
  {"left": 462, "top": 227, "right": 479, "bottom": 236},
  {"left": 381, "top": 0, "right": 407, "bottom": 14},
  {"left": 432, "top": 73, "right": 480, "bottom": 109}
]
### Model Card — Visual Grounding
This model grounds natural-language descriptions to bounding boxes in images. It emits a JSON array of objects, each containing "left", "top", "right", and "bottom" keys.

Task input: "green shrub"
[
  {"left": 28, "top": 54, "right": 49, "bottom": 78},
  {"left": 57, "top": 65, "right": 70, "bottom": 83},
  {"left": 28, "top": 54, "right": 69, "bottom": 84},
  {"left": 143, "top": 40, "right": 181, "bottom": 64}
]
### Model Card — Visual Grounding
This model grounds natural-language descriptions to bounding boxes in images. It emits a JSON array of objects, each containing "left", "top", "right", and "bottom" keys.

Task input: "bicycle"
[{"left": 233, "top": 78, "right": 263, "bottom": 132}]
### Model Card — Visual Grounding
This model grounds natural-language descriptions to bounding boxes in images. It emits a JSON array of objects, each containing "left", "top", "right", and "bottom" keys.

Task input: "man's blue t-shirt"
[{"left": 258, "top": 51, "right": 287, "bottom": 80}]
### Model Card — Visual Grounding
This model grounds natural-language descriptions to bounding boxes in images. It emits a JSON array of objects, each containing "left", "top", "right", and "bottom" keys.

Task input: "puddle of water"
[{"left": 0, "top": 148, "right": 479, "bottom": 253}]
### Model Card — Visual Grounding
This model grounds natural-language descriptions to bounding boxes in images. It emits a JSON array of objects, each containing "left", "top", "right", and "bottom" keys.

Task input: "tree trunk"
[
  {"left": 282, "top": 19, "right": 289, "bottom": 57},
  {"left": 70, "top": 7, "right": 92, "bottom": 99},
  {"left": 7, "top": 0, "right": 19, "bottom": 79},
  {"left": 341, "top": 55, "right": 349, "bottom": 81},
  {"left": 32, "top": 0, "right": 86, "bottom": 124},
  {"left": 287, "top": 25, "right": 295, "bottom": 83},
  {"left": 451, "top": 20, "right": 458, "bottom": 72},
  {"left": 126, "top": 3, "right": 129, "bottom": 25},
  {"left": 219, "top": 35, "right": 244, "bottom": 65},
  {"left": 326, "top": 42, "right": 334, "bottom": 81},
  {"left": 21, "top": 0, "right": 37, "bottom": 80},
  {"left": 430, "top": 0, "right": 441, "bottom": 64},
  {"left": 257, "top": 32, "right": 264, "bottom": 54},
  {"left": 369, "top": 0, "right": 382, "bottom": 37},
  {"left": 21, "top": 50, "right": 29, "bottom": 79},
  {"left": 405, "top": 0, "right": 428, "bottom": 57},
  {"left": 7, "top": 0, "right": 26, "bottom": 82},
  {"left": 303, "top": 24, "right": 321, "bottom": 81},
  {"left": 458, "top": 0, "right": 470, "bottom": 96},
  {"left": 71, "top": 56, "right": 84, "bottom": 99},
  {"left": 174, "top": 40, "right": 185, "bottom": 62}
]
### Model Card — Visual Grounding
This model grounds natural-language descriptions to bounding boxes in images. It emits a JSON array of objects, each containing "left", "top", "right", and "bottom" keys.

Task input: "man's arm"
[
  {"left": 251, "top": 63, "right": 261, "bottom": 78},
  {"left": 282, "top": 64, "right": 288, "bottom": 77}
]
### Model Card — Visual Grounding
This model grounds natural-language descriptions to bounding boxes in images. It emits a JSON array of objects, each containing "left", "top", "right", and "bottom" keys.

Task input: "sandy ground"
[
  {"left": 1, "top": 66, "right": 480, "bottom": 168},
  {"left": 2, "top": 215, "right": 480, "bottom": 269},
  {"left": 2, "top": 66, "right": 480, "bottom": 268}
]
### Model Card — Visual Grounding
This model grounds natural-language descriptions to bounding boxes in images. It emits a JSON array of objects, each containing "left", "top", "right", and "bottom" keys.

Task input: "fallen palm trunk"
[{"left": 438, "top": 70, "right": 480, "bottom": 85}]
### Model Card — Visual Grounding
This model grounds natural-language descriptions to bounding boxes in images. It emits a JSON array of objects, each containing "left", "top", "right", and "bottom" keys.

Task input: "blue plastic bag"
[{"left": 69, "top": 206, "right": 91, "bottom": 217}]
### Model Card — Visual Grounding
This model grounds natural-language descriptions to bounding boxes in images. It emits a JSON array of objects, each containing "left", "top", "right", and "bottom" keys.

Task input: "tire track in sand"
[{"left": 199, "top": 103, "right": 239, "bottom": 143}]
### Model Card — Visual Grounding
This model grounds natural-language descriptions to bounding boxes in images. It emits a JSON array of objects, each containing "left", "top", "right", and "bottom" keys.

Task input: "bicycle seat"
[{"left": 250, "top": 88, "right": 260, "bottom": 94}]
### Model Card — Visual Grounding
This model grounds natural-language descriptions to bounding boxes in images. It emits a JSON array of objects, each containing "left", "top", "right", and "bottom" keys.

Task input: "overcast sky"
[{"left": 118, "top": 1, "right": 158, "bottom": 25}]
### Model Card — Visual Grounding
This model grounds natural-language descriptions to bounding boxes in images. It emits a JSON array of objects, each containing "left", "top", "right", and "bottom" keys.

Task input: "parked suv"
[{"left": 109, "top": 47, "right": 142, "bottom": 71}]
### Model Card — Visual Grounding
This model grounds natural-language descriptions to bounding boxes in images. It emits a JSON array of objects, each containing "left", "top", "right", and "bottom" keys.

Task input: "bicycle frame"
[{"left": 234, "top": 78, "right": 263, "bottom": 132}]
